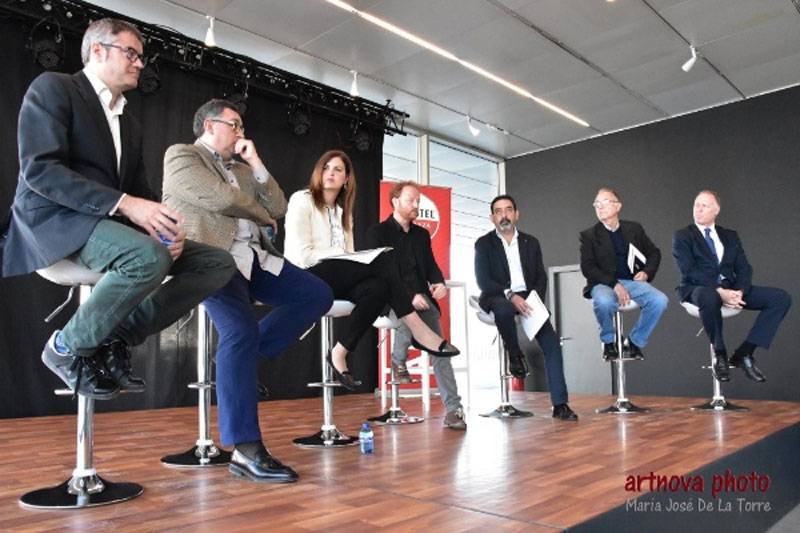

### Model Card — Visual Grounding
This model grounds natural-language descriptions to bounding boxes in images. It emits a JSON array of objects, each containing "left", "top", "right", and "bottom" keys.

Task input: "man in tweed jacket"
[{"left": 162, "top": 99, "right": 332, "bottom": 484}]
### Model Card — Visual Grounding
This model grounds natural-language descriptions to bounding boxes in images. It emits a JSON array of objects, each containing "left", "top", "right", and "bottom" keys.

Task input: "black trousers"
[{"left": 309, "top": 250, "right": 415, "bottom": 351}]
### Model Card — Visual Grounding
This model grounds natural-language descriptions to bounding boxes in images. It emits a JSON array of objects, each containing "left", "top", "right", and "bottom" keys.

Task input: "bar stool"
[
  {"left": 161, "top": 303, "right": 231, "bottom": 467},
  {"left": 368, "top": 314, "right": 424, "bottom": 425},
  {"left": 595, "top": 300, "right": 649, "bottom": 414},
  {"left": 469, "top": 296, "right": 533, "bottom": 419},
  {"left": 293, "top": 300, "right": 360, "bottom": 448},
  {"left": 20, "top": 258, "right": 143, "bottom": 509},
  {"left": 680, "top": 302, "right": 747, "bottom": 411}
]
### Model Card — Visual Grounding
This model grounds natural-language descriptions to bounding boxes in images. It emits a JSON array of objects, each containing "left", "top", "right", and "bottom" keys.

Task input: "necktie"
[{"left": 704, "top": 228, "right": 719, "bottom": 264}]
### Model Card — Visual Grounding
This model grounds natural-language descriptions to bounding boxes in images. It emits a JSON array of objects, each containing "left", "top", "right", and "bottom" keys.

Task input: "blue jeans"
[
  {"left": 590, "top": 280, "right": 668, "bottom": 347},
  {"left": 203, "top": 258, "right": 333, "bottom": 446}
]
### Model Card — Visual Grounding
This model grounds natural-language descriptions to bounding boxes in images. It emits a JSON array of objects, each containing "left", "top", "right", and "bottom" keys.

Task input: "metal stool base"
[
  {"left": 161, "top": 445, "right": 232, "bottom": 467},
  {"left": 20, "top": 476, "right": 143, "bottom": 509},
  {"left": 480, "top": 404, "right": 533, "bottom": 418},
  {"left": 596, "top": 400, "right": 650, "bottom": 414},
  {"left": 293, "top": 429, "right": 358, "bottom": 448},
  {"left": 692, "top": 398, "right": 749, "bottom": 412},
  {"left": 368, "top": 409, "right": 424, "bottom": 425}
]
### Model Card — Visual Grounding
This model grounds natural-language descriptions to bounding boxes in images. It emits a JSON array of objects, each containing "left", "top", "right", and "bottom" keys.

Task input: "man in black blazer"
[
  {"left": 580, "top": 188, "right": 667, "bottom": 360},
  {"left": 366, "top": 181, "right": 466, "bottom": 430},
  {"left": 474, "top": 195, "right": 576, "bottom": 421},
  {"left": 673, "top": 190, "right": 791, "bottom": 382},
  {"left": 0, "top": 19, "right": 235, "bottom": 398}
]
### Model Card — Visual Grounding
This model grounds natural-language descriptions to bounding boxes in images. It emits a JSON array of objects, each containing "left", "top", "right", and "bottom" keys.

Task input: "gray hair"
[
  {"left": 81, "top": 18, "right": 143, "bottom": 65},
  {"left": 192, "top": 99, "right": 239, "bottom": 137}
]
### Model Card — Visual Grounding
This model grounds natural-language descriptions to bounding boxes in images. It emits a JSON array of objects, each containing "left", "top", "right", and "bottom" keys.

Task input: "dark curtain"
[{"left": 0, "top": 16, "right": 384, "bottom": 418}]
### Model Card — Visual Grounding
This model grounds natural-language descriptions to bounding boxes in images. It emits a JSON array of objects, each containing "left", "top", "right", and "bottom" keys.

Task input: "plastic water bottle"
[{"left": 359, "top": 422, "right": 374, "bottom": 454}]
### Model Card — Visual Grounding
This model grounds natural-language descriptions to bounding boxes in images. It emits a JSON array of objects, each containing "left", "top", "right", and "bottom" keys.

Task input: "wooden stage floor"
[{"left": 1, "top": 391, "right": 798, "bottom": 532}]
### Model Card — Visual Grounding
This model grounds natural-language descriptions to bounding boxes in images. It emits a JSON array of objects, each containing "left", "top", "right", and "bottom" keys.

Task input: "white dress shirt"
[
  {"left": 83, "top": 68, "right": 127, "bottom": 215},
  {"left": 695, "top": 223, "right": 724, "bottom": 263},
  {"left": 496, "top": 229, "right": 527, "bottom": 293}
]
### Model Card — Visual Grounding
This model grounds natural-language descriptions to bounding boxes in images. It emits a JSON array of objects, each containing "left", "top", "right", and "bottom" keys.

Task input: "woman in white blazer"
[{"left": 285, "top": 150, "right": 459, "bottom": 389}]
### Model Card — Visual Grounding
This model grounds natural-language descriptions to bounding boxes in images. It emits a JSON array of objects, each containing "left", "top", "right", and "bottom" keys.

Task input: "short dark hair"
[
  {"left": 81, "top": 18, "right": 144, "bottom": 65},
  {"left": 388, "top": 180, "right": 419, "bottom": 207},
  {"left": 490, "top": 194, "right": 517, "bottom": 213},
  {"left": 193, "top": 98, "right": 239, "bottom": 138}
]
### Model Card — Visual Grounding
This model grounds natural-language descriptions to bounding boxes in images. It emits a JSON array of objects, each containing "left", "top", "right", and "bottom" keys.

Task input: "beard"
[{"left": 498, "top": 218, "right": 512, "bottom": 231}]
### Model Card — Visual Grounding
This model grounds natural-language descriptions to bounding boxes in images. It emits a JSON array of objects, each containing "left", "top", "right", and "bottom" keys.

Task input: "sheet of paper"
[
  {"left": 320, "top": 247, "right": 392, "bottom": 265},
  {"left": 627, "top": 243, "right": 647, "bottom": 274},
  {"left": 520, "top": 290, "right": 550, "bottom": 340}
]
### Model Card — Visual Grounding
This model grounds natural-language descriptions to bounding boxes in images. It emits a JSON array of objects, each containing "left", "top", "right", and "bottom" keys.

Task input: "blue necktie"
[{"left": 704, "top": 228, "right": 719, "bottom": 264}]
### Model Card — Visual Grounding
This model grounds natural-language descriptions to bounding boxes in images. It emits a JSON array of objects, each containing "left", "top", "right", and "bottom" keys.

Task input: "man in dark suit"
[
  {"left": 474, "top": 195, "right": 577, "bottom": 421},
  {"left": 580, "top": 188, "right": 667, "bottom": 360},
  {"left": 366, "top": 181, "right": 466, "bottom": 430},
  {"left": 673, "top": 190, "right": 791, "bottom": 382},
  {"left": 0, "top": 19, "right": 235, "bottom": 398}
]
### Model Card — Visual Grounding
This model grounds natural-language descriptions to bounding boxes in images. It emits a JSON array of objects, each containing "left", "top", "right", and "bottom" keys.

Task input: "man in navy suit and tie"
[
  {"left": 673, "top": 190, "right": 791, "bottom": 382},
  {"left": 0, "top": 19, "right": 235, "bottom": 398},
  {"left": 474, "top": 195, "right": 577, "bottom": 421}
]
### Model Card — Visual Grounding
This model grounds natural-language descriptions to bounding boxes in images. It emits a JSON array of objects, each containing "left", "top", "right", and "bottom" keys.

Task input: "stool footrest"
[
  {"left": 307, "top": 381, "right": 342, "bottom": 388},
  {"left": 187, "top": 382, "right": 214, "bottom": 390},
  {"left": 19, "top": 475, "right": 143, "bottom": 509}
]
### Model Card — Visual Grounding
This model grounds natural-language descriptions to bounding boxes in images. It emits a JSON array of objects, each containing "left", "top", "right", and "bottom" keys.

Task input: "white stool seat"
[
  {"left": 326, "top": 300, "right": 356, "bottom": 318},
  {"left": 468, "top": 296, "right": 495, "bottom": 325},
  {"left": 680, "top": 301, "right": 742, "bottom": 319},
  {"left": 372, "top": 312, "right": 401, "bottom": 329},
  {"left": 618, "top": 300, "right": 639, "bottom": 312},
  {"left": 37, "top": 257, "right": 103, "bottom": 286}
]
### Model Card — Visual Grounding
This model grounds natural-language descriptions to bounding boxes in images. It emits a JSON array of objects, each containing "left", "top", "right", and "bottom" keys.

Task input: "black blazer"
[
  {"left": 366, "top": 215, "right": 445, "bottom": 308},
  {"left": 673, "top": 224, "right": 753, "bottom": 301},
  {"left": 579, "top": 220, "right": 661, "bottom": 298},
  {"left": 1, "top": 71, "right": 153, "bottom": 277},
  {"left": 474, "top": 229, "right": 546, "bottom": 310}
]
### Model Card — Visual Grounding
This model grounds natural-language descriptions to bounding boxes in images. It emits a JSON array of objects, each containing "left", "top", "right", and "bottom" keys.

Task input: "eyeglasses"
[
  {"left": 210, "top": 118, "right": 245, "bottom": 133},
  {"left": 100, "top": 43, "right": 147, "bottom": 66},
  {"left": 592, "top": 199, "right": 620, "bottom": 208}
]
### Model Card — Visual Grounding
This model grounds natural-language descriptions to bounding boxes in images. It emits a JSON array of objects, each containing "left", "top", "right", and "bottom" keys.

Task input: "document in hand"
[
  {"left": 627, "top": 243, "right": 647, "bottom": 274},
  {"left": 320, "top": 247, "right": 393, "bottom": 265},
  {"left": 521, "top": 291, "right": 550, "bottom": 340}
]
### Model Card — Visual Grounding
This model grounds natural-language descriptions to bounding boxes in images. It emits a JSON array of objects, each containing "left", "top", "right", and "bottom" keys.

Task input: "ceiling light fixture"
[
  {"left": 466, "top": 116, "right": 480, "bottom": 137},
  {"left": 349, "top": 70, "right": 359, "bottom": 97},
  {"left": 681, "top": 45, "right": 697, "bottom": 72},
  {"left": 204, "top": 15, "right": 216, "bottom": 47},
  {"left": 325, "top": 0, "right": 590, "bottom": 128}
]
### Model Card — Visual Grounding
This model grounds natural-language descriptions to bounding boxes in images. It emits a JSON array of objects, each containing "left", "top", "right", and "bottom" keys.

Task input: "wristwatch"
[{"left": 504, "top": 289, "right": 514, "bottom": 300}]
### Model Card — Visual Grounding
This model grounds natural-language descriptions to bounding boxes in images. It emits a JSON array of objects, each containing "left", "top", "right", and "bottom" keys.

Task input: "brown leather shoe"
[{"left": 392, "top": 361, "right": 413, "bottom": 383}]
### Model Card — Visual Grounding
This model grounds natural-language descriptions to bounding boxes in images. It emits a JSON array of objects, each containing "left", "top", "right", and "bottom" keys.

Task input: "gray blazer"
[{"left": 161, "top": 142, "right": 286, "bottom": 256}]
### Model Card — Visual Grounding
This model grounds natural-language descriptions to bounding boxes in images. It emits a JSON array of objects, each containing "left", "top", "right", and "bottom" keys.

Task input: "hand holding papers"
[
  {"left": 320, "top": 247, "right": 392, "bottom": 265},
  {"left": 520, "top": 291, "right": 550, "bottom": 340}
]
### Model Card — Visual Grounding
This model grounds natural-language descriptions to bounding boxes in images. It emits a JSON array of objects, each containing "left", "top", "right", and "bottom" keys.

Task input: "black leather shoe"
[
  {"left": 97, "top": 340, "right": 145, "bottom": 392},
  {"left": 326, "top": 351, "right": 361, "bottom": 391},
  {"left": 507, "top": 352, "right": 529, "bottom": 379},
  {"left": 712, "top": 350, "right": 730, "bottom": 382},
  {"left": 623, "top": 339, "right": 644, "bottom": 360},
  {"left": 41, "top": 332, "right": 119, "bottom": 399},
  {"left": 229, "top": 444, "right": 298, "bottom": 483},
  {"left": 602, "top": 343, "right": 619, "bottom": 360},
  {"left": 552, "top": 404, "right": 578, "bottom": 421},
  {"left": 411, "top": 338, "right": 460, "bottom": 357},
  {"left": 730, "top": 352, "right": 766, "bottom": 383}
]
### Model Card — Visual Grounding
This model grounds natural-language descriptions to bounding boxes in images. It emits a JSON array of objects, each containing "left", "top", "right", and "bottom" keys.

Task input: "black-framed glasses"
[
  {"left": 209, "top": 118, "right": 245, "bottom": 133},
  {"left": 100, "top": 43, "right": 147, "bottom": 66}
]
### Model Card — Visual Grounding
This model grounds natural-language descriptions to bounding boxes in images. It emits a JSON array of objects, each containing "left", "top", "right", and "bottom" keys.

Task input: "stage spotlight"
[
  {"left": 353, "top": 128, "right": 371, "bottom": 152},
  {"left": 466, "top": 116, "right": 480, "bottom": 137},
  {"left": 349, "top": 70, "right": 359, "bottom": 97},
  {"left": 222, "top": 81, "right": 249, "bottom": 115},
  {"left": 681, "top": 45, "right": 697, "bottom": 72},
  {"left": 138, "top": 62, "right": 161, "bottom": 94},
  {"left": 28, "top": 19, "right": 64, "bottom": 71},
  {"left": 287, "top": 104, "right": 311, "bottom": 136},
  {"left": 204, "top": 15, "right": 217, "bottom": 47}
]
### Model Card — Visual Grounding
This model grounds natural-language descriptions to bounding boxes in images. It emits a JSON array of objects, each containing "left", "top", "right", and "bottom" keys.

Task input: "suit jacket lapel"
[
  {"left": 689, "top": 225, "right": 717, "bottom": 261},
  {"left": 492, "top": 234, "right": 511, "bottom": 282},
  {"left": 74, "top": 72, "right": 118, "bottom": 182},
  {"left": 193, "top": 141, "right": 230, "bottom": 185}
]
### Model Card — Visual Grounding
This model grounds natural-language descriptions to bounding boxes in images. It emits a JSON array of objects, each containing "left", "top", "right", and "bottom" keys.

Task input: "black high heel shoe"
[
  {"left": 411, "top": 339, "right": 460, "bottom": 358},
  {"left": 325, "top": 351, "right": 361, "bottom": 391}
]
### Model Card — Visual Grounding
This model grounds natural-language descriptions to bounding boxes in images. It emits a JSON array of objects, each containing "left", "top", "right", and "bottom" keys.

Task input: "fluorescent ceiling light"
[{"left": 325, "top": 0, "right": 590, "bottom": 128}]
